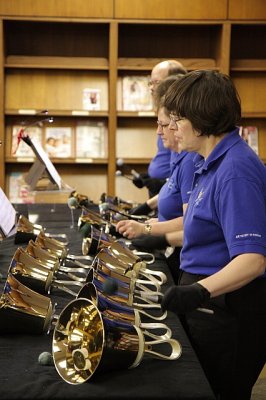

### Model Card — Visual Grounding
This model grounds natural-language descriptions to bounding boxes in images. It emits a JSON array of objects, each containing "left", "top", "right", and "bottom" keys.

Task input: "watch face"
[{"left": 144, "top": 224, "right": 152, "bottom": 235}]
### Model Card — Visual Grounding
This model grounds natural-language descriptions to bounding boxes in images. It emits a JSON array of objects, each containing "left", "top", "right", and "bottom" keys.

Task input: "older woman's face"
[
  {"left": 168, "top": 114, "right": 201, "bottom": 153},
  {"left": 157, "top": 107, "right": 179, "bottom": 151}
]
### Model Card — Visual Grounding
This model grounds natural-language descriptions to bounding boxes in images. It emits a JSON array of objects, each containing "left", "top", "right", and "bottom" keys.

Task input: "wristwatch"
[{"left": 144, "top": 223, "right": 152, "bottom": 235}]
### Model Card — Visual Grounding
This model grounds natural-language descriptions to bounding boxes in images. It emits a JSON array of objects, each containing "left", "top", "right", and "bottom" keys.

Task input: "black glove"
[
  {"left": 144, "top": 178, "right": 166, "bottom": 195},
  {"left": 132, "top": 173, "right": 150, "bottom": 189},
  {"left": 161, "top": 283, "right": 211, "bottom": 314},
  {"left": 129, "top": 202, "right": 152, "bottom": 216},
  {"left": 131, "top": 234, "right": 168, "bottom": 252}
]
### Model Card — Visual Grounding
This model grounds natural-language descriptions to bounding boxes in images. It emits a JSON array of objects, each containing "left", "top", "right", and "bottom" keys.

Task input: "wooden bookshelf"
[{"left": 0, "top": 0, "right": 265, "bottom": 203}]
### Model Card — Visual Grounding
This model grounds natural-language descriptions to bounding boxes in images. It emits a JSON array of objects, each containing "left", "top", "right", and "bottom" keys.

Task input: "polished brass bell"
[
  {"left": 0, "top": 274, "right": 54, "bottom": 334},
  {"left": 53, "top": 298, "right": 181, "bottom": 385}
]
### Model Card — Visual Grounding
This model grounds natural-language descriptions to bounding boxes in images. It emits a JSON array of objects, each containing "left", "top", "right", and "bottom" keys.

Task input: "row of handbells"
[{"left": 0, "top": 205, "right": 182, "bottom": 385}]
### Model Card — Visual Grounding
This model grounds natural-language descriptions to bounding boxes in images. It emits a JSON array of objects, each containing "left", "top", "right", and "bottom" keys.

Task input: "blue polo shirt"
[
  {"left": 148, "top": 136, "right": 171, "bottom": 179},
  {"left": 158, "top": 151, "right": 197, "bottom": 221},
  {"left": 181, "top": 128, "right": 266, "bottom": 276}
]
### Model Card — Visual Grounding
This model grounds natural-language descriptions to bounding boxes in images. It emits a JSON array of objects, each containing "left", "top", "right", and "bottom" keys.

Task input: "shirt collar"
[{"left": 196, "top": 127, "right": 241, "bottom": 172}]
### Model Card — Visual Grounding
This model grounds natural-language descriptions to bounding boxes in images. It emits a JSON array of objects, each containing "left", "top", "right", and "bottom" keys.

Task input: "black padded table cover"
[{"left": 0, "top": 204, "right": 215, "bottom": 400}]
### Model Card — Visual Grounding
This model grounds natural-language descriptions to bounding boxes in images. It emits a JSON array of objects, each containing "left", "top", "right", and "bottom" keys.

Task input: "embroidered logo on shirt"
[
  {"left": 235, "top": 233, "right": 262, "bottom": 239},
  {"left": 194, "top": 188, "right": 204, "bottom": 206}
]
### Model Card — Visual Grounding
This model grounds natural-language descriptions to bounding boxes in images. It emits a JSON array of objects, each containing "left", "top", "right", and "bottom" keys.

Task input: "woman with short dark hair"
[{"left": 162, "top": 69, "right": 266, "bottom": 400}]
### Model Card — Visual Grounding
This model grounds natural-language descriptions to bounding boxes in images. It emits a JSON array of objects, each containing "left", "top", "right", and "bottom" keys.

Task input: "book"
[
  {"left": 11, "top": 125, "right": 42, "bottom": 158},
  {"left": 83, "top": 88, "right": 101, "bottom": 110},
  {"left": 75, "top": 122, "right": 107, "bottom": 158},
  {"left": 239, "top": 126, "right": 259, "bottom": 155},
  {"left": 122, "top": 75, "right": 153, "bottom": 111},
  {"left": 44, "top": 127, "right": 73, "bottom": 158},
  {"left": 8, "top": 172, "right": 34, "bottom": 204}
]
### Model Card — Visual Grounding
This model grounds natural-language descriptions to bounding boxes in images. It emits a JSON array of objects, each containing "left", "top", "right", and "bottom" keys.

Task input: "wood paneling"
[
  {"left": 115, "top": 0, "right": 227, "bottom": 20},
  {"left": 0, "top": 0, "right": 113, "bottom": 18},
  {"left": 229, "top": 0, "right": 266, "bottom": 20}
]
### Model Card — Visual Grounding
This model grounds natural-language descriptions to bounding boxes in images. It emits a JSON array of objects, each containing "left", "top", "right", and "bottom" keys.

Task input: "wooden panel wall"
[
  {"left": 0, "top": 0, "right": 114, "bottom": 18},
  {"left": 114, "top": 0, "right": 227, "bottom": 20},
  {"left": 229, "top": 0, "right": 266, "bottom": 20}
]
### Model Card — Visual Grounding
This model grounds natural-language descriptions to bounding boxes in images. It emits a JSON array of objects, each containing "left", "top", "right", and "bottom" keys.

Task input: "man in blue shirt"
[
  {"left": 133, "top": 60, "right": 187, "bottom": 197},
  {"left": 161, "top": 70, "right": 266, "bottom": 400}
]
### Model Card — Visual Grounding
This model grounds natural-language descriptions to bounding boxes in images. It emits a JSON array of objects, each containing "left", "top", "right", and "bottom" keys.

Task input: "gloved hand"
[
  {"left": 144, "top": 178, "right": 166, "bottom": 195},
  {"left": 129, "top": 202, "right": 152, "bottom": 216},
  {"left": 132, "top": 173, "right": 150, "bottom": 189},
  {"left": 131, "top": 234, "right": 168, "bottom": 251},
  {"left": 161, "top": 283, "right": 211, "bottom": 314}
]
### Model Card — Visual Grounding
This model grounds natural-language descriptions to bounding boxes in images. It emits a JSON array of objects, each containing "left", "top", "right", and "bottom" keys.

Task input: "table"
[{"left": 0, "top": 204, "right": 216, "bottom": 400}]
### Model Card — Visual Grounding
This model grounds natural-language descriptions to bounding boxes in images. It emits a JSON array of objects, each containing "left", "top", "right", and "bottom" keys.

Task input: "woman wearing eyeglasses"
[
  {"left": 116, "top": 75, "right": 197, "bottom": 283},
  {"left": 161, "top": 70, "right": 266, "bottom": 400}
]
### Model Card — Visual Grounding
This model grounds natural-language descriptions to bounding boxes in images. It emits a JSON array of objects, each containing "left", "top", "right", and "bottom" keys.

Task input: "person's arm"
[
  {"left": 146, "top": 194, "right": 158, "bottom": 210},
  {"left": 116, "top": 204, "right": 187, "bottom": 239},
  {"left": 162, "top": 253, "right": 266, "bottom": 314},
  {"left": 165, "top": 230, "right": 183, "bottom": 247},
  {"left": 144, "top": 203, "right": 188, "bottom": 236},
  {"left": 199, "top": 253, "right": 266, "bottom": 297}
]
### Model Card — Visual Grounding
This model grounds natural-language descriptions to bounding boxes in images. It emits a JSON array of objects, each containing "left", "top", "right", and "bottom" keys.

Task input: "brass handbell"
[
  {"left": 78, "top": 207, "right": 110, "bottom": 231},
  {"left": 26, "top": 240, "right": 91, "bottom": 283},
  {"left": 81, "top": 225, "right": 156, "bottom": 266},
  {"left": 78, "top": 281, "right": 168, "bottom": 327},
  {"left": 107, "top": 241, "right": 166, "bottom": 285},
  {"left": 16, "top": 214, "right": 68, "bottom": 244},
  {"left": 95, "top": 246, "right": 162, "bottom": 292},
  {"left": 9, "top": 247, "right": 88, "bottom": 297},
  {"left": 92, "top": 249, "right": 164, "bottom": 309},
  {"left": 52, "top": 298, "right": 182, "bottom": 384},
  {"left": 0, "top": 273, "right": 54, "bottom": 334},
  {"left": 35, "top": 231, "right": 93, "bottom": 268},
  {"left": 100, "top": 193, "right": 135, "bottom": 212}
]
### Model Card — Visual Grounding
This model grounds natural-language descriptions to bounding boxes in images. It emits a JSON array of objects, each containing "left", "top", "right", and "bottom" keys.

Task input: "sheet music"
[{"left": 0, "top": 187, "right": 17, "bottom": 237}]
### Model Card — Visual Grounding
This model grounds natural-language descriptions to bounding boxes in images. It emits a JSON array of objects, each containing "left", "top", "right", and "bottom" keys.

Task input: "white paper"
[{"left": 0, "top": 187, "right": 17, "bottom": 237}]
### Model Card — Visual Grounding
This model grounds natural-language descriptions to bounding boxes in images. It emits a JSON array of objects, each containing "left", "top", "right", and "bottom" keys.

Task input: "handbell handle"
[
  {"left": 140, "top": 322, "right": 172, "bottom": 340},
  {"left": 138, "top": 308, "right": 167, "bottom": 321},
  {"left": 66, "top": 254, "right": 94, "bottom": 262},
  {"left": 58, "top": 266, "right": 91, "bottom": 282},
  {"left": 132, "top": 250, "right": 155, "bottom": 264},
  {"left": 140, "top": 267, "right": 167, "bottom": 285},
  {"left": 45, "top": 233, "right": 69, "bottom": 245},
  {"left": 135, "top": 277, "right": 161, "bottom": 291},
  {"left": 133, "top": 291, "right": 163, "bottom": 309},
  {"left": 144, "top": 335, "right": 182, "bottom": 361},
  {"left": 52, "top": 279, "right": 84, "bottom": 297}
]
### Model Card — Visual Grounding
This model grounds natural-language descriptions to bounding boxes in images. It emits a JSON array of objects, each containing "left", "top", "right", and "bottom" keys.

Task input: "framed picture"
[
  {"left": 75, "top": 121, "right": 107, "bottom": 158},
  {"left": 239, "top": 126, "right": 259, "bottom": 155},
  {"left": 11, "top": 125, "right": 42, "bottom": 158},
  {"left": 44, "top": 127, "right": 73, "bottom": 158},
  {"left": 82, "top": 88, "right": 101, "bottom": 110},
  {"left": 122, "top": 75, "right": 153, "bottom": 111}
]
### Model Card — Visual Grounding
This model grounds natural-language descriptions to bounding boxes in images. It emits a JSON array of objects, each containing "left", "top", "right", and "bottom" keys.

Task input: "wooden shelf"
[
  {"left": 5, "top": 109, "right": 109, "bottom": 117},
  {"left": 0, "top": 2, "right": 266, "bottom": 202},
  {"left": 231, "top": 59, "right": 266, "bottom": 71},
  {"left": 5, "top": 56, "right": 109, "bottom": 70},
  {"left": 5, "top": 157, "right": 108, "bottom": 164},
  {"left": 118, "top": 57, "right": 217, "bottom": 71}
]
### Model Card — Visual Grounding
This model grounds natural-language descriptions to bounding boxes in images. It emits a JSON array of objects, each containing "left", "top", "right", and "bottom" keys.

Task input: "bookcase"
[{"left": 0, "top": 0, "right": 265, "bottom": 204}]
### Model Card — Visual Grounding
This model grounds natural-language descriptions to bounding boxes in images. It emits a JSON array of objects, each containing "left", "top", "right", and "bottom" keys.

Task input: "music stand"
[{"left": 22, "top": 136, "right": 73, "bottom": 203}]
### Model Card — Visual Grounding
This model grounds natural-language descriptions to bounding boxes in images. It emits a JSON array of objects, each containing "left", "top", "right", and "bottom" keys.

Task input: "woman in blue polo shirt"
[{"left": 161, "top": 70, "right": 266, "bottom": 400}]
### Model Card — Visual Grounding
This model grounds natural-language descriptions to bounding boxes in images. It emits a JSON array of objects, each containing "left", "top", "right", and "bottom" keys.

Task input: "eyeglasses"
[
  {"left": 148, "top": 80, "right": 161, "bottom": 87},
  {"left": 169, "top": 114, "right": 185, "bottom": 126},
  {"left": 157, "top": 121, "right": 169, "bottom": 129}
]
